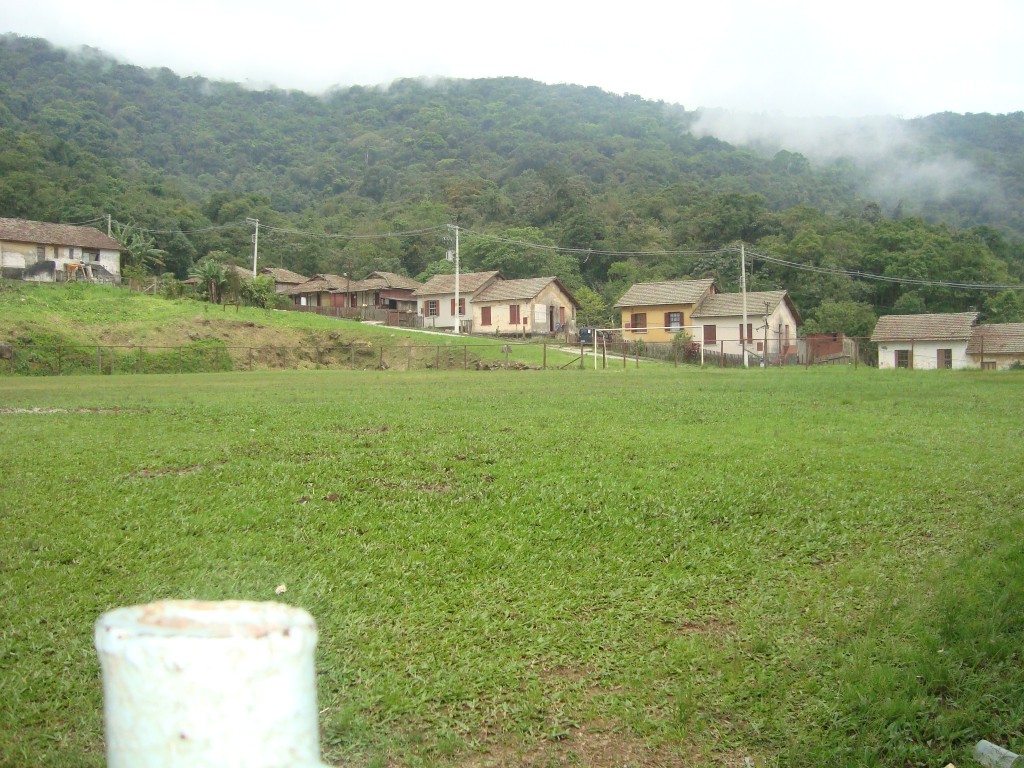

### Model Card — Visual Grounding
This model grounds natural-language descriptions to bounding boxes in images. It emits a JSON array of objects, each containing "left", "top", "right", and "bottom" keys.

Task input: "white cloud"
[{"left": 3, "top": 0, "right": 1023, "bottom": 117}]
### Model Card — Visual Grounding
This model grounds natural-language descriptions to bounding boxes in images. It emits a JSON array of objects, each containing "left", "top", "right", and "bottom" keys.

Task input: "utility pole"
[
  {"left": 447, "top": 223, "right": 461, "bottom": 335},
  {"left": 740, "top": 242, "right": 749, "bottom": 368},
  {"left": 246, "top": 218, "right": 260, "bottom": 277}
]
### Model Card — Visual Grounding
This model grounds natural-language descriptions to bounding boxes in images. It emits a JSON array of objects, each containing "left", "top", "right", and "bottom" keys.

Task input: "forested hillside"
[{"left": 1, "top": 34, "right": 1022, "bottom": 331}]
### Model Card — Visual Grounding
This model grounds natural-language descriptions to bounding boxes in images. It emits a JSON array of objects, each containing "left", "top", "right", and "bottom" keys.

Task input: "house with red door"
[
  {"left": 692, "top": 290, "right": 802, "bottom": 364},
  {"left": 413, "top": 271, "right": 501, "bottom": 332},
  {"left": 472, "top": 276, "right": 580, "bottom": 336}
]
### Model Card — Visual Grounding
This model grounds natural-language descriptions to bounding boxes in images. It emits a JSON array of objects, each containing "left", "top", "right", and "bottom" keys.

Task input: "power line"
[
  {"left": 461, "top": 228, "right": 728, "bottom": 257},
  {"left": 62, "top": 217, "right": 107, "bottom": 227},
  {"left": 260, "top": 223, "right": 446, "bottom": 239},
  {"left": 742, "top": 246, "right": 1024, "bottom": 292},
  {"left": 114, "top": 220, "right": 247, "bottom": 235}
]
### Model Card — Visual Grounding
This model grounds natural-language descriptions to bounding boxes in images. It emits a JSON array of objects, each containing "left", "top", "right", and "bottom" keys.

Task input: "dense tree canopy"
[{"left": 1, "top": 34, "right": 1022, "bottom": 329}]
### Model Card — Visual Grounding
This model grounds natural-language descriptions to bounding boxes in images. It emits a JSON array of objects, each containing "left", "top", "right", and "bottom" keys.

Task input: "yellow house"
[{"left": 614, "top": 279, "right": 716, "bottom": 342}]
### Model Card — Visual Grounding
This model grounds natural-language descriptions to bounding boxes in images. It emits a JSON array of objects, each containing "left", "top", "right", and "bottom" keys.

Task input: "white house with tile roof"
[
  {"left": 691, "top": 290, "right": 803, "bottom": 362},
  {"left": 472, "top": 276, "right": 580, "bottom": 336},
  {"left": 0, "top": 217, "right": 122, "bottom": 283},
  {"left": 870, "top": 312, "right": 979, "bottom": 369},
  {"left": 413, "top": 270, "right": 502, "bottom": 331},
  {"left": 967, "top": 323, "right": 1024, "bottom": 370}
]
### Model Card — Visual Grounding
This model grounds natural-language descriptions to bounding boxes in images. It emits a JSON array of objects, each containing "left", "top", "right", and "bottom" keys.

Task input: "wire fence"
[
  {"left": 0, "top": 336, "right": 885, "bottom": 377},
  {"left": 0, "top": 341, "right": 585, "bottom": 376}
]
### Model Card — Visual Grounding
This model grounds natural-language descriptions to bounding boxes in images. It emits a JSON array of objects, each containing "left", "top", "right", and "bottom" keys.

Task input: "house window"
[
  {"left": 426, "top": 300, "right": 439, "bottom": 317},
  {"left": 36, "top": 245, "right": 45, "bottom": 260},
  {"left": 510, "top": 305, "right": 521, "bottom": 324},
  {"left": 84, "top": 249, "right": 100, "bottom": 262},
  {"left": 937, "top": 349, "right": 952, "bottom": 369},
  {"left": 559, "top": 306, "right": 565, "bottom": 325},
  {"left": 666, "top": 312, "right": 681, "bottom": 332},
  {"left": 450, "top": 297, "right": 466, "bottom": 316},
  {"left": 630, "top": 313, "right": 647, "bottom": 333},
  {"left": 982, "top": 361, "right": 996, "bottom": 370},
  {"left": 895, "top": 349, "right": 910, "bottom": 368},
  {"left": 481, "top": 306, "right": 492, "bottom": 326},
  {"left": 703, "top": 325, "right": 717, "bottom": 344}
]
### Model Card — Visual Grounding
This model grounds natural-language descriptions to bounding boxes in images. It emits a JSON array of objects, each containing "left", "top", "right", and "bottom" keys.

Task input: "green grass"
[
  {"left": 1, "top": 367, "right": 1022, "bottom": 767},
  {"left": 0, "top": 281, "right": 583, "bottom": 373}
]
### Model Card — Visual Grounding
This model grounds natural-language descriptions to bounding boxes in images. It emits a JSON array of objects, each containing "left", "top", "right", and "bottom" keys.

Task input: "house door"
[
  {"left": 937, "top": 349, "right": 952, "bottom": 369},
  {"left": 548, "top": 305, "right": 555, "bottom": 332}
]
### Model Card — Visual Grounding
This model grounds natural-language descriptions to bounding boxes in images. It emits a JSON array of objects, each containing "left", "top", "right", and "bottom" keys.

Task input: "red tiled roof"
[
  {"left": 614, "top": 279, "right": 715, "bottom": 308},
  {"left": 0, "top": 217, "right": 122, "bottom": 250},
  {"left": 475, "top": 276, "right": 580, "bottom": 308},
  {"left": 413, "top": 271, "right": 501, "bottom": 296},
  {"left": 967, "top": 323, "right": 1024, "bottom": 354},
  {"left": 871, "top": 312, "right": 979, "bottom": 342}
]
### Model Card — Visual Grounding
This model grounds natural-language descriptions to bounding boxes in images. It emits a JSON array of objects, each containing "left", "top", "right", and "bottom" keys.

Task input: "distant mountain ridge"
[{"left": 1, "top": 34, "right": 1022, "bottom": 329}]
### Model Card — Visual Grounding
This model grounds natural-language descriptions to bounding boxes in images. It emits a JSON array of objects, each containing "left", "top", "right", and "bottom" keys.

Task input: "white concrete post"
[
  {"left": 95, "top": 600, "right": 327, "bottom": 768},
  {"left": 974, "top": 740, "right": 1024, "bottom": 768}
]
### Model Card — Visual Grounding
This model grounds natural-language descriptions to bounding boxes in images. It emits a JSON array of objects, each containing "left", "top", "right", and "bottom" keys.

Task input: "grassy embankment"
[
  {"left": 1, "top": 366, "right": 1022, "bottom": 767},
  {"left": 0, "top": 281, "right": 580, "bottom": 373}
]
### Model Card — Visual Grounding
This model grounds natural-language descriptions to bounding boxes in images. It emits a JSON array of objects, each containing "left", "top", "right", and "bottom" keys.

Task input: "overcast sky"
[{"left": 4, "top": 0, "right": 1022, "bottom": 118}]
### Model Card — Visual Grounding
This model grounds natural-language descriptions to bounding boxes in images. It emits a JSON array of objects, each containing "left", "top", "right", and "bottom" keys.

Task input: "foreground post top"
[{"left": 95, "top": 599, "right": 317, "bottom": 642}]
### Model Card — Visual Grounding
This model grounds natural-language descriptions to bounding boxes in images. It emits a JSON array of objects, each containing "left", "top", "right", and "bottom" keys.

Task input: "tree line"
[{"left": 1, "top": 34, "right": 1022, "bottom": 333}]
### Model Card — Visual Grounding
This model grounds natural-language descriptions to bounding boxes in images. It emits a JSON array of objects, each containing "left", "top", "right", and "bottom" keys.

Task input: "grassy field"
[
  {"left": 1, "top": 366, "right": 1022, "bottom": 767},
  {"left": 0, "top": 281, "right": 581, "bottom": 373}
]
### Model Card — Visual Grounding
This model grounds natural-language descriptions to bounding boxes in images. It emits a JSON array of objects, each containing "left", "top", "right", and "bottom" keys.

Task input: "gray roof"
[
  {"left": 966, "top": 323, "right": 1024, "bottom": 355},
  {"left": 692, "top": 290, "right": 801, "bottom": 324},
  {"left": 614, "top": 279, "right": 715, "bottom": 308},
  {"left": 475, "top": 276, "right": 580, "bottom": 307},
  {"left": 0, "top": 217, "right": 122, "bottom": 251},
  {"left": 414, "top": 271, "right": 500, "bottom": 297},
  {"left": 357, "top": 271, "right": 423, "bottom": 292},
  {"left": 260, "top": 267, "right": 308, "bottom": 284},
  {"left": 870, "top": 312, "right": 979, "bottom": 342},
  {"left": 284, "top": 273, "right": 349, "bottom": 295}
]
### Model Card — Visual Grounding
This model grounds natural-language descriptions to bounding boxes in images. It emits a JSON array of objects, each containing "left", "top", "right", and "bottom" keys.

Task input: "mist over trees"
[{"left": 1, "top": 34, "right": 1022, "bottom": 333}]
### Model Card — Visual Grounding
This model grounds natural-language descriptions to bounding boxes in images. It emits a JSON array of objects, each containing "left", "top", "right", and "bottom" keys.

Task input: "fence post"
[
  {"left": 407, "top": 345, "right": 412, "bottom": 371},
  {"left": 436, "top": 345, "right": 440, "bottom": 370},
  {"left": 623, "top": 342, "right": 627, "bottom": 368},
  {"left": 673, "top": 343, "right": 678, "bottom": 368},
  {"left": 351, "top": 344, "right": 356, "bottom": 370},
  {"left": 635, "top": 344, "right": 639, "bottom": 369},
  {"left": 249, "top": 348, "right": 253, "bottom": 371},
  {"left": 505, "top": 345, "right": 510, "bottom": 368},
  {"left": 379, "top": 345, "right": 384, "bottom": 370},
  {"left": 464, "top": 345, "right": 468, "bottom": 370},
  {"left": 94, "top": 600, "right": 327, "bottom": 768},
  {"left": 720, "top": 340, "right": 724, "bottom": 368},
  {"left": 579, "top": 342, "right": 585, "bottom": 369},
  {"left": 543, "top": 343, "right": 547, "bottom": 370}
]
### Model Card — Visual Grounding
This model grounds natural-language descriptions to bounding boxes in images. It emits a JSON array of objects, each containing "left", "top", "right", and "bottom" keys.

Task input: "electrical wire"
[
  {"left": 460, "top": 227, "right": 729, "bottom": 257},
  {"left": 113, "top": 220, "right": 248, "bottom": 235},
  {"left": 742, "top": 246, "right": 1024, "bottom": 292},
  {"left": 260, "top": 223, "right": 447, "bottom": 239}
]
